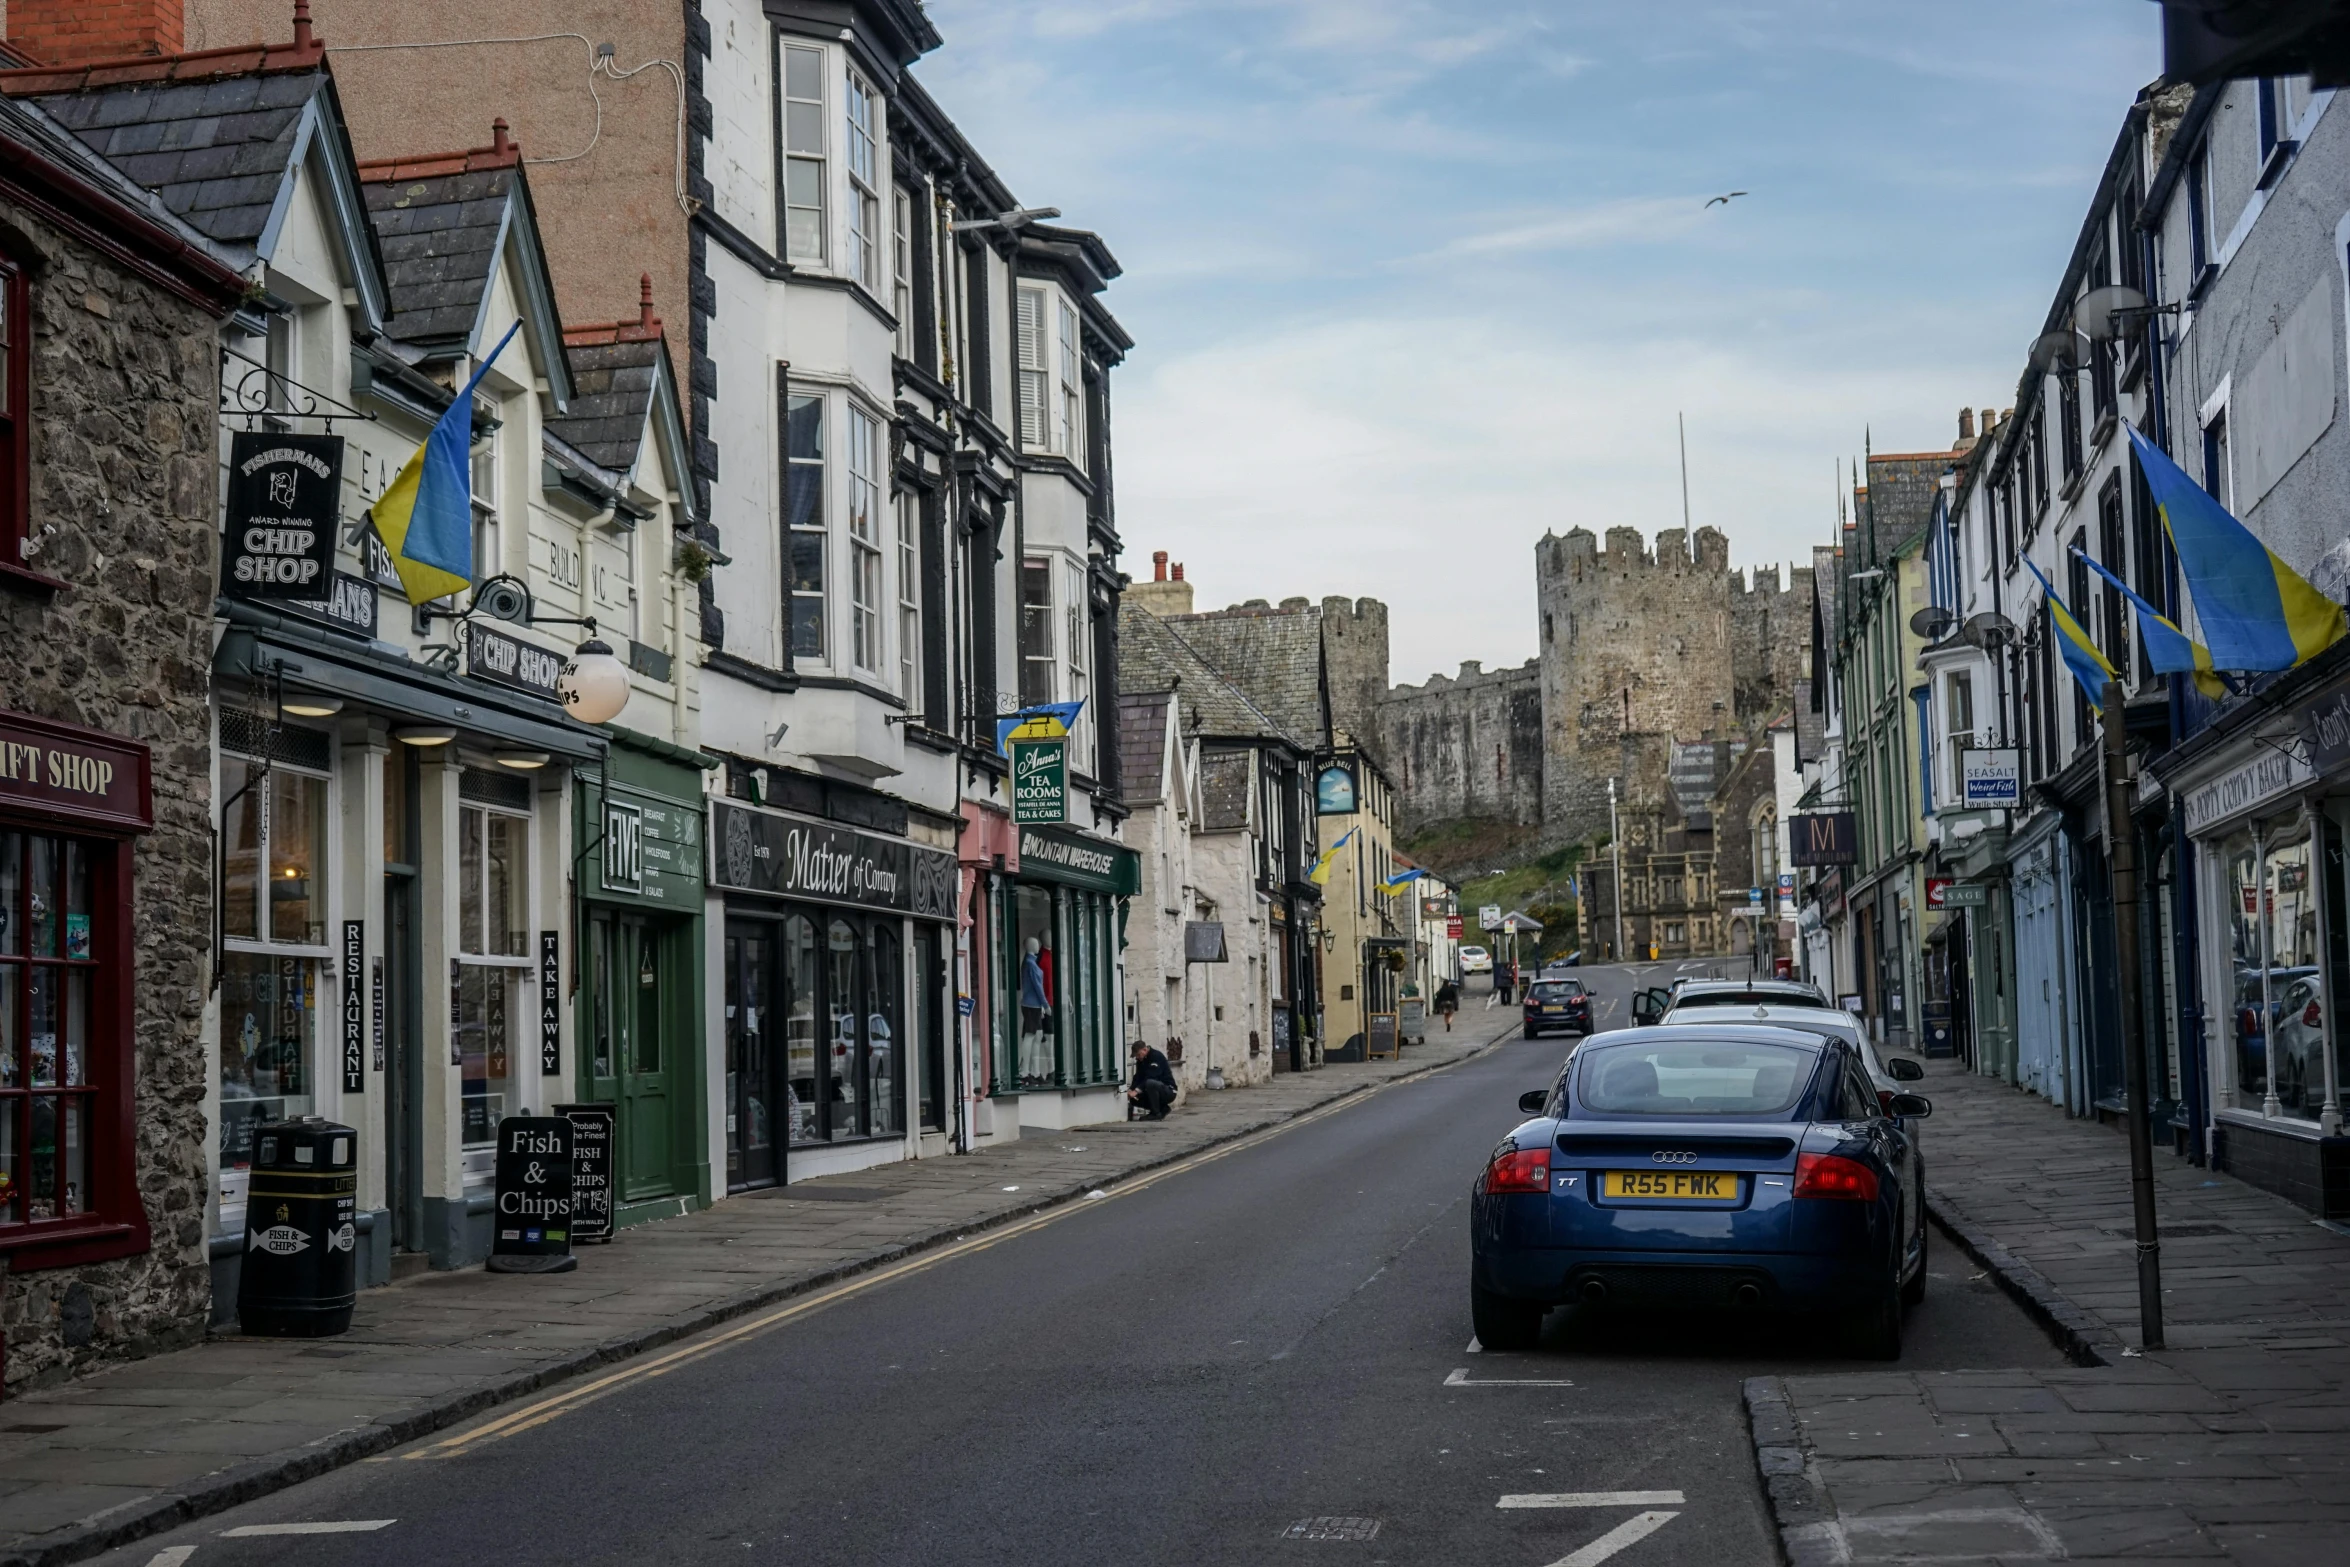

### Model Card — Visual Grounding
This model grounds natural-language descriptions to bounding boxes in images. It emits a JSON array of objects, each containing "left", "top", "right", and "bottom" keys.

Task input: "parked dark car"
[
  {"left": 1522, "top": 979, "right": 1591, "bottom": 1038},
  {"left": 1470, "top": 1024, "right": 1930, "bottom": 1358}
]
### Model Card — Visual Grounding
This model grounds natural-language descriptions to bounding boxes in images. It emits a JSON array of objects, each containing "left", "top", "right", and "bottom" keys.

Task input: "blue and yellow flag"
[
  {"left": 374, "top": 320, "right": 522, "bottom": 605},
  {"left": 1379, "top": 867, "right": 1425, "bottom": 896},
  {"left": 2024, "top": 559, "right": 2117, "bottom": 701},
  {"left": 2126, "top": 426, "right": 2344, "bottom": 672},
  {"left": 1310, "top": 828, "right": 1357, "bottom": 887},
  {"left": 996, "top": 700, "right": 1087, "bottom": 757},
  {"left": 2070, "top": 548, "right": 2227, "bottom": 700}
]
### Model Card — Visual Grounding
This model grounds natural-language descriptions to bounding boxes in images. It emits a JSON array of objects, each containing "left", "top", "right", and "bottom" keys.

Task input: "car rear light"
[
  {"left": 1792, "top": 1151, "right": 1878, "bottom": 1201},
  {"left": 1877, "top": 1089, "right": 1896, "bottom": 1115},
  {"left": 2306, "top": 1001, "right": 2323, "bottom": 1028},
  {"left": 1481, "top": 1147, "right": 1550, "bottom": 1194}
]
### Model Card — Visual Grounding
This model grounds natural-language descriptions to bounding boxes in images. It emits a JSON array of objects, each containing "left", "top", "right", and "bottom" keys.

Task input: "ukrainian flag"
[
  {"left": 1379, "top": 868, "right": 1425, "bottom": 896},
  {"left": 2070, "top": 548, "right": 2227, "bottom": 700},
  {"left": 1310, "top": 829, "right": 1357, "bottom": 887},
  {"left": 2024, "top": 559, "right": 2117, "bottom": 701},
  {"left": 374, "top": 321, "right": 522, "bottom": 606},
  {"left": 2126, "top": 426, "right": 2344, "bottom": 671}
]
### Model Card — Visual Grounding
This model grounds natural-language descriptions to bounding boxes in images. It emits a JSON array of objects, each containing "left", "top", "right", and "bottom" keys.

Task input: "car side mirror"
[
  {"left": 1887, "top": 1092, "right": 1932, "bottom": 1118},
  {"left": 1885, "top": 1057, "right": 1925, "bottom": 1082},
  {"left": 1518, "top": 1089, "right": 1550, "bottom": 1115}
]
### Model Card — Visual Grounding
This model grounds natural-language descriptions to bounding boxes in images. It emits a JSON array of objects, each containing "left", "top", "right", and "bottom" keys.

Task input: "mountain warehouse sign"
[{"left": 1017, "top": 826, "right": 1140, "bottom": 895}]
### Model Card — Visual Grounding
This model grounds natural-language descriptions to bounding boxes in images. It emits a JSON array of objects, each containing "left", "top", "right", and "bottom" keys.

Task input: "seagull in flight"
[{"left": 1704, "top": 191, "right": 1749, "bottom": 208}]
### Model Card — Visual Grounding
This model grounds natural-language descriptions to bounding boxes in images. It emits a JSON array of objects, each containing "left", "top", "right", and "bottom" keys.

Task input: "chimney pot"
[
  {"left": 293, "top": 0, "right": 315, "bottom": 51},
  {"left": 1171, "top": 563, "right": 1185, "bottom": 581},
  {"left": 1957, "top": 408, "right": 1975, "bottom": 441},
  {"left": 638, "top": 272, "right": 657, "bottom": 330},
  {"left": 492, "top": 118, "right": 514, "bottom": 158},
  {"left": 1152, "top": 550, "right": 1167, "bottom": 582}
]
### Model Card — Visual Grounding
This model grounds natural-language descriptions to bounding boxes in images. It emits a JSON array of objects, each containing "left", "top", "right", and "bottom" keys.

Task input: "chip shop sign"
[{"left": 0, "top": 710, "right": 153, "bottom": 834}]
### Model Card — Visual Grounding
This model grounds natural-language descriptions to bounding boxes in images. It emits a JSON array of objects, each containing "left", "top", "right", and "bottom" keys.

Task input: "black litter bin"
[{"left": 237, "top": 1116, "right": 358, "bottom": 1337}]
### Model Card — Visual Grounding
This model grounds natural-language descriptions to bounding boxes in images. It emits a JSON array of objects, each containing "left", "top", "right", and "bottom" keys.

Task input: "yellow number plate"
[{"left": 1602, "top": 1170, "right": 1739, "bottom": 1201}]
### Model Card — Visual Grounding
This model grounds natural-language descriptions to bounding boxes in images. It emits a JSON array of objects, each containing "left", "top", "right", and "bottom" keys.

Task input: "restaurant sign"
[
  {"left": 712, "top": 801, "right": 958, "bottom": 920},
  {"left": 0, "top": 709, "right": 153, "bottom": 833}
]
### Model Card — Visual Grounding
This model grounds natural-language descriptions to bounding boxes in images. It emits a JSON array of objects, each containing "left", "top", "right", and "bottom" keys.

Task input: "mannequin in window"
[{"left": 1021, "top": 936, "right": 1051, "bottom": 1083}]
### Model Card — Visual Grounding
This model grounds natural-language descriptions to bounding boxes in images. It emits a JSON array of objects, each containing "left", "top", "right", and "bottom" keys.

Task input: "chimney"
[
  {"left": 1957, "top": 408, "right": 1975, "bottom": 442},
  {"left": 491, "top": 118, "right": 516, "bottom": 159},
  {"left": 7, "top": 0, "right": 186, "bottom": 65},
  {"left": 1125, "top": 558, "right": 1194, "bottom": 617},
  {"left": 1152, "top": 550, "right": 1168, "bottom": 582},
  {"left": 1981, "top": 407, "right": 1996, "bottom": 437},
  {"left": 1171, "top": 562, "right": 1185, "bottom": 581}
]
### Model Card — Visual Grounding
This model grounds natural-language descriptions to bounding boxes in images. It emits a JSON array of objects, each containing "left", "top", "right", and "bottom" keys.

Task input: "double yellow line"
[{"left": 394, "top": 1061, "right": 1464, "bottom": 1460}]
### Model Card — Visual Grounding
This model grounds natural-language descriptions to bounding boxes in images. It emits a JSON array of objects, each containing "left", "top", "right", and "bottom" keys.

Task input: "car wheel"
[
  {"left": 1901, "top": 1219, "right": 1929, "bottom": 1307},
  {"left": 1472, "top": 1281, "right": 1545, "bottom": 1352},
  {"left": 1849, "top": 1275, "right": 1903, "bottom": 1361}
]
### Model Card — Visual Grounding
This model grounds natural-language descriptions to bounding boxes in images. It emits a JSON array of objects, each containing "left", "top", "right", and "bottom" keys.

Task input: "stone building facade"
[{"left": 0, "top": 89, "right": 244, "bottom": 1390}]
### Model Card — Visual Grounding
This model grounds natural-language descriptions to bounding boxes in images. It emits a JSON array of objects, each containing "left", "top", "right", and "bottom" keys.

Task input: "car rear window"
[
  {"left": 1527, "top": 982, "right": 1575, "bottom": 1000},
  {"left": 1575, "top": 1040, "right": 1814, "bottom": 1117}
]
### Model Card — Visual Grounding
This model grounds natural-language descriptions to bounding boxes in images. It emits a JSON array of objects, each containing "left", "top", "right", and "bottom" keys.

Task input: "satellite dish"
[
  {"left": 1909, "top": 605, "right": 1956, "bottom": 640},
  {"left": 2027, "top": 329, "right": 2085, "bottom": 375},
  {"left": 2076, "top": 284, "right": 2149, "bottom": 343},
  {"left": 1961, "top": 611, "right": 2017, "bottom": 649}
]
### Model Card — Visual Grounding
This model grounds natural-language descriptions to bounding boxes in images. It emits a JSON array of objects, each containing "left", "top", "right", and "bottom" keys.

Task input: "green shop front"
[
  {"left": 574, "top": 738, "right": 710, "bottom": 1226},
  {"left": 991, "top": 825, "right": 1140, "bottom": 1131}
]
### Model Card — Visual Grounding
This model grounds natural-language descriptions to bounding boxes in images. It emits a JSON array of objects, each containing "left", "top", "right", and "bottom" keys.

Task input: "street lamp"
[{"left": 558, "top": 639, "right": 631, "bottom": 726}]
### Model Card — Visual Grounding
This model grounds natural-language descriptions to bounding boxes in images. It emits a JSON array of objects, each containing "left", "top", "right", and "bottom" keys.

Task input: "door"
[
  {"left": 592, "top": 911, "right": 672, "bottom": 1201},
  {"left": 726, "top": 921, "right": 781, "bottom": 1189},
  {"left": 384, "top": 871, "right": 423, "bottom": 1254},
  {"left": 914, "top": 923, "right": 945, "bottom": 1133}
]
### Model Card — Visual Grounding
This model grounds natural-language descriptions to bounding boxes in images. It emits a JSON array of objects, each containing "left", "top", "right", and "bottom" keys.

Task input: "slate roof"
[
  {"left": 1, "top": 37, "right": 330, "bottom": 253},
  {"left": 1115, "top": 690, "right": 1174, "bottom": 804},
  {"left": 1147, "top": 602, "right": 1325, "bottom": 745},
  {"left": 0, "top": 85, "right": 243, "bottom": 272},
  {"left": 550, "top": 279, "right": 666, "bottom": 474},
  {"left": 360, "top": 138, "right": 524, "bottom": 347},
  {"left": 1198, "top": 750, "right": 1252, "bottom": 831},
  {"left": 1119, "top": 604, "right": 1302, "bottom": 748}
]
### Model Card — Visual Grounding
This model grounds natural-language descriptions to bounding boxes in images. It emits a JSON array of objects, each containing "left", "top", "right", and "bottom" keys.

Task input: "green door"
[{"left": 591, "top": 911, "right": 672, "bottom": 1201}]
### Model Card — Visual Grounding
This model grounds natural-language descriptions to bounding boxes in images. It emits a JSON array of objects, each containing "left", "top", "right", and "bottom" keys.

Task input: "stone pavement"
[
  {"left": 1751, "top": 1060, "right": 2350, "bottom": 1565},
  {"left": 0, "top": 1022, "right": 1508, "bottom": 1567}
]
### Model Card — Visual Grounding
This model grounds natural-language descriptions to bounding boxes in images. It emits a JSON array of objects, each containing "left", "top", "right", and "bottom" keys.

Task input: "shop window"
[
  {"left": 0, "top": 833, "right": 98, "bottom": 1227},
  {"left": 457, "top": 795, "right": 532, "bottom": 1154},
  {"left": 778, "top": 910, "right": 900, "bottom": 1145},
  {"left": 865, "top": 924, "right": 901, "bottom": 1138},
  {"left": 1013, "top": 884, "right": 1057, "bottom": 1088},
  {"left": 2223, "top": 825, "right": 2325, "bottom": 1117},
  {"left": 218, "top": 727, "right": 332, "bottom": 1231}
]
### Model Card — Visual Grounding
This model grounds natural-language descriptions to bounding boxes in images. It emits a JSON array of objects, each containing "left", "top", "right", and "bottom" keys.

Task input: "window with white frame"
[
  {"left": 781, "top": 45, "right": 827, "bottom": 265},
  {"left": 2257, "top": 75, "right": 2311, "bottom": 167},
  {"left": 892, "top": 187, "right": 913, "bottom": 356},
  {"left": 456, "top": 777, "right": 533, "bottom": 1155},
  {"left": 847, "top": 404, "right": 883, "bottom": 672},
  {"left": 1057, "top": 299, "right": 1081, "bottom": 457},
  {"left": 896, "top": 490, "right": 920, "bottom": 704},
  {"left": 844, "top": 71, "right": 881, "bottom": 291},
  {"left": 1016, "top": 286, "right": 1049, "bottom": 449},
  {"left": 1065, "top": 558, "right": 1090, "bottom": 765},
  {"left": 786, "top": 392, "right": 825, "bottom": 661},
  {"left": 1019, "top": 558, "right": 1055, "bottom": 708},
  {"left": 470, "top": 399, "right": 502, "bottom": 582}
]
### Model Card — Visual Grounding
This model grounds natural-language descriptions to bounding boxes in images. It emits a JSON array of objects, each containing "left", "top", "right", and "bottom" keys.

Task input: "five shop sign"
[
  {"left": 1011, "top": 736, "right": 1068, "bottom": 824},
  {"left": 221, "top": 432, "right": 343, "bottom": 598}
]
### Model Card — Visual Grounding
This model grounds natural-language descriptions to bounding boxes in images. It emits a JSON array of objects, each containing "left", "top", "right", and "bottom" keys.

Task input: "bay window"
[
  {"left": 786, "top": 391, "right": 825, "bottom": 662},
  {"left": 1058, "top": 299, "right": 1081, "bottom": 457},
  {"left": 1066, "top": 559, "right": 1090, "bottom": 764},
  {"left": 848, "top": 404, "right": 883, "bottom": 673},
  {"left": 845, "top": 71, "right": 882, "bottom": 291},
  {"left": 1019, "top": 559, "right": 1056, "bottom": 709},
  {"left": 1016, "top": 286, "right": 1049, "bottom": 449},
  {"left": 897, "top": 490, "right": 920, "bottom": 704},
  {"left": 781, "top": 44, "right": 827, "bottom": 265}
]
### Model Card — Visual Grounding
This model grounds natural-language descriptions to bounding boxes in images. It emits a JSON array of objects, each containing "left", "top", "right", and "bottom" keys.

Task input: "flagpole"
[{"left": 2101, "top": 677, "right": 2165, "bottom": 1350}]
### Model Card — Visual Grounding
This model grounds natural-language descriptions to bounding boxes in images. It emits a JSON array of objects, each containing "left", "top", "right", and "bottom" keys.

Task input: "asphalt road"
[{"left": 101, "top": 968, "right": 2059, "bottom": 1567}]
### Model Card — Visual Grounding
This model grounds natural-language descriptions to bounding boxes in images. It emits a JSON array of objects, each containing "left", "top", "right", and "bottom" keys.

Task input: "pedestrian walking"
[
  {"left": 1435, "top": 978, "right": 1459, "bottom": 1031},
  {"left": 1495, "top": 961, "right": 1514, "bottom": 1006},
  {"left": 1126, "top": 1040, "right": 1177, "bottom": 1120}
]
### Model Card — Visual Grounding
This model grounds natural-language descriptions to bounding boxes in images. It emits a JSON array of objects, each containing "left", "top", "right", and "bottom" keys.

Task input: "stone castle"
[{"left": 1382, "top": 526, "right": 1811, "bottom": 843}]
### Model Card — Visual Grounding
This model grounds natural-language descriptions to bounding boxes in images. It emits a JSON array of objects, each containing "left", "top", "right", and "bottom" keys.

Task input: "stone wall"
[
  {"left": 1381, "top": 659, "right": 1542, "bottom": 833},
  {"left": 0, "top": 200, "right": 223, "bottom": 1391}
]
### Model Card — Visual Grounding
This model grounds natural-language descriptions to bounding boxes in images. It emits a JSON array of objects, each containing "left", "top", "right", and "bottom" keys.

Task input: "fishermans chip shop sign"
[{"left": 221, "top": 431, "right": 343, "bottom": 599}]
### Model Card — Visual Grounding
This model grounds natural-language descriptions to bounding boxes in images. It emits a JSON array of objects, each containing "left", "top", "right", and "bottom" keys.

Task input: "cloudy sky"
[{"left": 921, "top": 0, "right": 2161, "bottom": 683}]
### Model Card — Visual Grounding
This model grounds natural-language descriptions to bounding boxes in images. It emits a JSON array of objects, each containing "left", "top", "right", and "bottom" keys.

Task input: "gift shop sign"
[
  {"left": 0, "top": 710, "right": 152, "bottom": 833},
  {"left": 221, "top": 432, "right": 343, "bottom": 598}
]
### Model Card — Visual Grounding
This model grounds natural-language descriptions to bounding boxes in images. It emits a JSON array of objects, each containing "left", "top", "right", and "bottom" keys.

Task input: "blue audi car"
[{"left": 1470, "top": 1024, "right": 1931, "bottom": 1358}]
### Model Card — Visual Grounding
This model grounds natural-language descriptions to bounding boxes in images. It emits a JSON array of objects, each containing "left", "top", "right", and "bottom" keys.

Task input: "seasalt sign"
[{"left": 0, "top": 711, "right": 152, "bottom": 832}]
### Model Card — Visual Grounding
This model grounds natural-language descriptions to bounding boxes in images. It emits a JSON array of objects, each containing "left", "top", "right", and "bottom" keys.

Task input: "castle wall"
[{"left": 1381, "top": 660, "right": 1543, "bottom": 832}]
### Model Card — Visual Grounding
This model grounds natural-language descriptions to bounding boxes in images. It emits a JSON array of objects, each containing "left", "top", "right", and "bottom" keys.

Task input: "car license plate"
[
  {"left": 1602, "top": 1170, "right": 1739, "bottom": 1201},
  {"left": 1542, "top": 1005, "right": 1563, "bottom": 1013}
]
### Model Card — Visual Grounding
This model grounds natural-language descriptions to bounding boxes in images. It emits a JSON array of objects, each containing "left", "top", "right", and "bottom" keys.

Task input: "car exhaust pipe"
[
  {"left": 1579, "top": 1278, "right": 1609, "bottom": 1306},
  {"left": 1732, "top": 1282, "right": 1763, "bottom": 1309}
]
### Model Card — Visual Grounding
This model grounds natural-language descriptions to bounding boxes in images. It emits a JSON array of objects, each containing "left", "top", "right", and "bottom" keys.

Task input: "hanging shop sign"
[
  {"left": 712, "top": 801, "right": 960, "bottom": 919},
  {"left": 279, "top": 570, "right": 380, "bottom": 640},
  {"left": 1015, "top": 825, "right": 1141, "bottom": 895},
  {"left": 0, "top": 708, "right": 153, "bottom": 833},
  {"left": 2299, "top": 685, "right": 2350, "bottom": 776},
  {"left": 1788, "top": 811, "right": 1858, "bottom": 866},
  {"left": 2182, "top": 746, "right": 2311, "bottom": 834},
  {"left": 1446, "top": 916, "right": 1464, "bottom": 939},
  {"left": 1315, "top": 763, "right": 1359, "bottom": 815},
  {"left": 221, "top": 431, "right": 344, "bottom": 599},
  {"left": 341, "top": 920, "right": 364, "bottom": 1093},
  {"left": 1010, "top": 736, "right": 1068, "bottom": 824},
  {"left": 466, "top": 621, "right": 565, "bottom": 704},
  {"left": 592, "top": 783, "right": 703, "bottom": 907},
  {"left": 1960, "top": 747, "right": 2022, "bottom": 807},
  {"left": 555, "top": 1103, "right": 615, "bottom": 1243},
  {"left": 486, "top": 1116, "right": 576, "bottom": 1274}
]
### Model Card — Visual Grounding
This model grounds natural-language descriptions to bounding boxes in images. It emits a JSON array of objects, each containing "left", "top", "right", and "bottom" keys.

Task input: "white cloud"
[{"left": 1418, "top": 196, "right": 1713, "bottom": 260}]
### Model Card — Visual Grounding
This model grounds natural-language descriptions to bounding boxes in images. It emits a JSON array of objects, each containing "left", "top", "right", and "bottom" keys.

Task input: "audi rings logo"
[{"left": 1651, "top": 1150, "right": 1698, "bottom": 1165}]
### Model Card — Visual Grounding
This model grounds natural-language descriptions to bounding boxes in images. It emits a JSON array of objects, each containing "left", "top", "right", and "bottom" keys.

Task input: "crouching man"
[{"left": 1127, "top": 1040, "right": 1177, "bottom": 1120}]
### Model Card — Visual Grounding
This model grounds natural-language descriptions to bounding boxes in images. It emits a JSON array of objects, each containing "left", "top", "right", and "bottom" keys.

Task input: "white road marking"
[
  {"left": 1498, "top": 1492, "right": 1685, "bottom": 1508},
  {"left": 1547, "top": 1510, "right": 1680, "bottom": 1566},
  {"left": 144, "top": 1550, "right": 197, "bottom": 1567},
  {"left": 1447, "top": 1369, "right": 1575, "bottom": 1387},
  {"left": 1464, "top": 1337, "right": 1482, "bottom": 1353},
  {"left": 220, "top": 1521, "right": 395, "bottom": 1537}
]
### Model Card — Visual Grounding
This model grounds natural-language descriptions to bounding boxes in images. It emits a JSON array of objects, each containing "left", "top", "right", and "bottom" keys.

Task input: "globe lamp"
[{"left": 558, "top": 639, "right": 631, "bottom": 725}]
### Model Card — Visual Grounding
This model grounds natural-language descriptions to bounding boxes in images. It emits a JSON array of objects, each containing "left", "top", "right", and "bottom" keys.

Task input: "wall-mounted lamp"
[
  {"left": 393, "top": 725, "right": 457, "bottom": 747},
  {"left": 279, "top": 694, "right": 343, "bottom": 719},
  {"left": 493, "top": 750, "right": 551, "bottom": 771}
]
